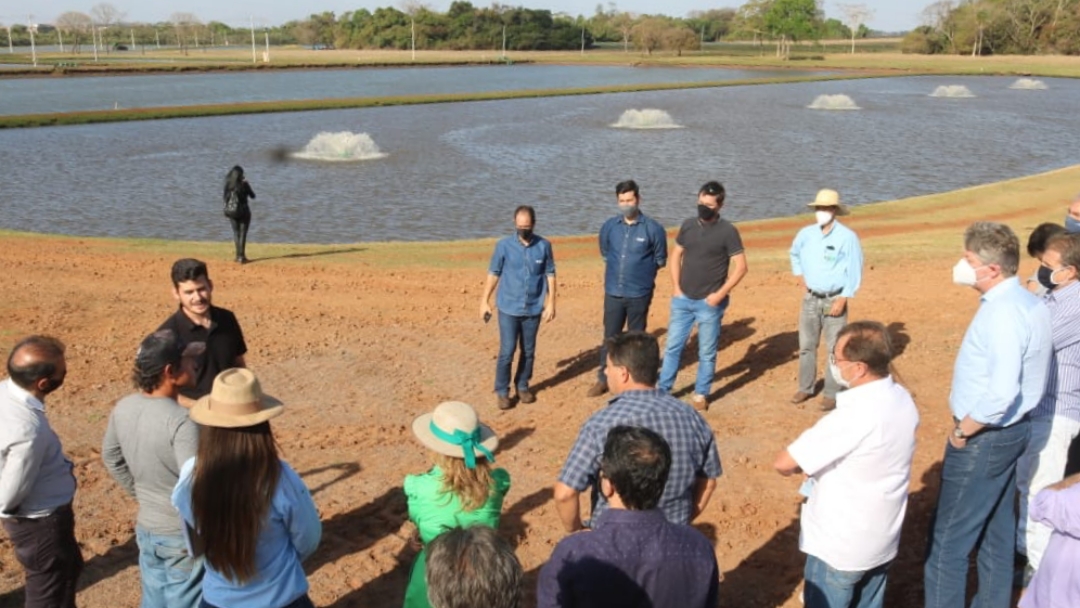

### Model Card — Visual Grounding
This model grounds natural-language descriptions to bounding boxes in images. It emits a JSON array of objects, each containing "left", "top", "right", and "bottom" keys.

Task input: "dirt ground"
[{"left": 1, "top": 166, "right": 1076, "bottom": 608}]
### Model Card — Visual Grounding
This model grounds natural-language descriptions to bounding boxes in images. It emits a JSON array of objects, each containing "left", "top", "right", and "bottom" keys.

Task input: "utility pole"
[
  {"left": 264, "top": 28, "right": 269, "bottom": 62},
  {"left": 28, "top": 16, "right": 37, "bottom": 67},
  {"left": 410, "top": 16, "right": 416, "bottom": 61},
  {"left": 92, "top": 23, "right": 99, "bottom": 61},
  {"left": 58, "top": 28, "right": 64, "bottom": 53},
  {"left": 5, "top": 25, "right": 12, "bottom": 54},
  {"left": 501, "top": 24, "right": 506, "bottom": 58},
  {"left": 580, "top": 25, "right": 584, "bottom": 55},
  {"left": 155, "top": 29, "right": 160, "bottom": 49},
  {"left": 130, "top": 28, "right": 135, "bottom": 48},
  {"left": 249, "top": 16, "right": 256, "bottom": 64}
]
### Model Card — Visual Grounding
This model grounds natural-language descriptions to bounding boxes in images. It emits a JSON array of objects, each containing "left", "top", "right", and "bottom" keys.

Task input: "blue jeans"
[
  {"left": 804, "top": 554, "right": 888, "bottom": 608},
  {"left": 658, "top": 295, "right": 729, "bottom": 396},
  {"left": 495, "top": 312, "right": 541, "bottom": 396},
  {"left": 136, "top": 526, "right": 203, "bottom": 608},
  {"left": 924, "top": 420, "right": 1030, "bottom": 608}
]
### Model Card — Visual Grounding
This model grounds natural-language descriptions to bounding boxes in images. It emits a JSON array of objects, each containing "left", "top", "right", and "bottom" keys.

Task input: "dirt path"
[{"left": 1, "top": 166, "right": 1077, "bottom": 608}]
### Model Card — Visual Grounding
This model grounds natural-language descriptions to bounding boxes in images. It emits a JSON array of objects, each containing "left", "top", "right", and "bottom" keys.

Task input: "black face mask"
[
  {"left": 517, "top": 228, "right": 533, "bottom": 241},
  {"left": 1038, "top": 266, "right": 1059, "bottom": 290},
  {"left": 697, "top": 204, "right": 718, "bottom": 221}
]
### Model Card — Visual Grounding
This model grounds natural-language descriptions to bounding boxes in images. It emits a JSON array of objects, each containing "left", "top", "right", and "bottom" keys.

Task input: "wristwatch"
[{"left": 952, "top": 426, "right": 967, "bottom": 440}]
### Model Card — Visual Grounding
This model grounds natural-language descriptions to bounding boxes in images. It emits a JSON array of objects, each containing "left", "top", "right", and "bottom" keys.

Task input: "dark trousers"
[
  {"left": 598, "top": 293, "right": 653, "bottom": 380},
  {"left": 2, "top": 505, "right": 83, "bottom": 608},
  {"left": 228, "top": 213, "right": 250, "bottom": 261}
]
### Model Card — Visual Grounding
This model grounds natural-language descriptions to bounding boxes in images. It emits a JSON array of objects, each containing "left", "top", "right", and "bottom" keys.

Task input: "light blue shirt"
[
  {"left": 172, "top": 458, "right": 321, "bottom": 608},
  {"left": 489, "top": 233, "right": 556, "bottom": 317},
  {"left": 950, "top": 278, "right": 1052, "bottom": 427},
  {"left": 790, "top": 220, "right": 863, "bottom": 297}
]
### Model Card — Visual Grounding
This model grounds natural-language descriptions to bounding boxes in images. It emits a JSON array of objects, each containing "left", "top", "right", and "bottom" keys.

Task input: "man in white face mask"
[
  {"left": 775, "top": 321, "right": 918, "bottom": 608},
  {"left": 925, "top": 221, "right": 1052, "bottom": 608},
  {"left": 790, "top": 189, "right": 864, "bottom": 411}
]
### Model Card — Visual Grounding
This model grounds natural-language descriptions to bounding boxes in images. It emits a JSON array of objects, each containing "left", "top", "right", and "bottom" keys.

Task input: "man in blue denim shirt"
[
  {"left": 480, "top": 205, "right": 557, "bottom": 410},
  {"left": 588, "top": 180, "right": 668, "bottom": 398}
]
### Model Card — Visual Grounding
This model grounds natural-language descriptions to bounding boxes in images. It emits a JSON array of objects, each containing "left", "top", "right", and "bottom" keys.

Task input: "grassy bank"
[{"left": 0, "top": 71, "right": 886, "bottom": 129}]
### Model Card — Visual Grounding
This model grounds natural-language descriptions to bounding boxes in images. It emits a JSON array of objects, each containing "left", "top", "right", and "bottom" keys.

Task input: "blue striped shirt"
[
  {"left": 557, "top": 389, "right": 722, "bottom": 526},
  {"left": 790, "top": 220, "right": 863, "bottom": 297},
  {"left": 950, "top": 278, "right": 1052, "bottom": 427},
  {"left": 1033, "top": 281, "right": 1080, "bottom": 421}
]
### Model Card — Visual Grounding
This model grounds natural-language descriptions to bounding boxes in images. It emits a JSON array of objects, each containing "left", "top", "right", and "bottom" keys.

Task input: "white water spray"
[
  {"left": 292, "top": 131, "right": 388, "bottom": 162},
  {"left": 610, "top": 109, "right": 683, "bottom": 129},
  {"left": 929, "top": 85, "right": 976, "bottom": 98},
  {"left": 1010, "top": 78, "right": 1048, "bottom": 90},
  {"left": 807, "top": 94, "right": 860, "bottom": 110}
]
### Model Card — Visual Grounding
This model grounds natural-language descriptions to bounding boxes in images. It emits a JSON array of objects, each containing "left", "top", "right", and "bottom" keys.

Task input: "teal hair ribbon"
[{"left": 429, "top": 421, "right": 495, "bottom": 469}]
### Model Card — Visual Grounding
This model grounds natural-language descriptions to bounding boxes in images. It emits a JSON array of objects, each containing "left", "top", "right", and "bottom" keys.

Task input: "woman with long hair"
[
  {"left": 403, "top": 401, "right": 511, "bottom": 608},
  {"left": 223, "top": 166, "right": 256, "bottom": 264},
  {"left": 172, "top": 368, "right": 320, "bottom": 608}
]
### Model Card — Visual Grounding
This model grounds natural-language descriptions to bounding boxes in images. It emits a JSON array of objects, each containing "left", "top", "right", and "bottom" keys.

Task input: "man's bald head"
[{"left": 7, "top": 336, "right": 66, "bottom": 395}]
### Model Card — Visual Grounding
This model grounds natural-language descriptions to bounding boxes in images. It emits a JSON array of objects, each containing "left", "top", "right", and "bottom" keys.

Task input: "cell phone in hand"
[{"left": 483, "top": 311, "right": 492, "bottom": 323}]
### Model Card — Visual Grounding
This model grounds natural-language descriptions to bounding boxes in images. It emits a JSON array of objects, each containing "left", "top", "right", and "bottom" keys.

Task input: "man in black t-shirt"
[
  {"left": 158, "top": 258, "right": 247, "bottom": 407},
  {"left": 656, "top": 181, "right": 748, "bottom": 411}
]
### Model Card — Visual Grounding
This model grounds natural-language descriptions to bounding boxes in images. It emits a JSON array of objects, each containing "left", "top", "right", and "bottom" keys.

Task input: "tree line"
[
  {"left": 3, "top": 0, "right": 874, "bottom": 56},
  {"left": 904, "top": 0, "right": 1080, "bottom": 55}
]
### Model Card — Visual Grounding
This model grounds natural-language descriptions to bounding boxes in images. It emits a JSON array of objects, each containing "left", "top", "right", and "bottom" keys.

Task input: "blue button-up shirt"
[
  {"left": 536, "top": 508, "right": 719, "bottom": 608},
  {"left": 172, "top": 458, "right": 321, "bottom": 608},
  {"left": 489, "top": 233, "right": 556, "bottom": 317},
  {"left": 599, "top": 213, "right": 667, "bottom": 298},
  {"left": 790, "top": 220, "right": 863, "bottom": 297},
  {"left": 1033, "top": 281, "right": 1080, "bottom": 422},
  {"left": 558, "top": 389, "right": 722, "bottom": 526},
  {"left": 950, "top": 278, "right": 1052, "bottom": 427}
]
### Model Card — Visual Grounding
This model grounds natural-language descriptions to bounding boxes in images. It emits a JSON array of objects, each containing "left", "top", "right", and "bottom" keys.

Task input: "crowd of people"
[{"left": 2, "top": 181, "right": 1080, "bottom": 608}]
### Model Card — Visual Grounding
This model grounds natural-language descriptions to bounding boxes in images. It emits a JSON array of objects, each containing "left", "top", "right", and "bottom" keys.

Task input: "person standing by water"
[{"left": 223, "top": 166, "right": 256, "bottom": 264}]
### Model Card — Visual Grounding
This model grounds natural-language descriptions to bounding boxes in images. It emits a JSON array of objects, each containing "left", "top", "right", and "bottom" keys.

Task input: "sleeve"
[
  {"left": 652, "top": 220, "right": 668, "bottom": 269},
  {"left": 545, "top": 241, "right": 556, "bottom": 276},
  {"left": 599, "top": 220, "right": 609, "bottom": 259},
  {"left": 282, "top": 464, "right": 322, "bottom": 561},
  {"left": 1051, "top": 301, "right": 1080, "bottom": 352},
  {"left": 675, "top": 220, "right": 691, "bottom": 248},
  {"left": 967, "top": 306, "right": 1029, "bottom": 425},
  {"left": 786, "top": 412, "right": 870, "bottom": 477},
  {"left": 101, "top": 413, "right": 136, "bottom": 497},
  {"left": 790, "top": 229, "right": 804, "bottom": 277},
  {"left": 0, "top": 430, "right": 45, "bottom": 515},
  {"left": 245, "top": 182, "right": 256, "bottom": 200},
  {"left": 488, "top": 240, "right": 506, "bottom": 276},
  {"left": 557, "top": 423, "right": 602, "bottom": 492},
  {"left": 726, "top": 224, "right": 745, "bottom": 256},
  {"left": 171, "top": 416, "right": 199, "bottom": 471},
  {"left": 842, "top": 231, "right": 864, "bottom": 298},
  {"left": 231, "top": 312, "right": 248, "bottom": 358},
  {"left": 1030, "top": 482, "right": 1080, "bottom": 538},
  {"left": 535, "top": 542, "right": 570, "bottom": 608},
  {"left": 699, "top": 422, "right": 723, "bottom": 479}
]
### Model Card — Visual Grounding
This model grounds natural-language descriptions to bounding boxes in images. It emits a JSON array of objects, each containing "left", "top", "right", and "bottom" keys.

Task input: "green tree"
[{"left": 763, "top": 0, "right": 821, "bottom": 57}]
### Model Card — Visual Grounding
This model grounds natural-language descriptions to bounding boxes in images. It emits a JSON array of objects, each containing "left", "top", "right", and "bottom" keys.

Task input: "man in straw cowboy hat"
[
  {"left": 405, "top": 401, "right": 510, "bottom": 608},
  {"left": 102, "top": 329, "right": 206, "bottom": 608},
  {"left": 172, "top": 368, "right": 321, "bottom": 608},
  {"left": 790, "top": 189, "right": 864, "bottom": 412}
]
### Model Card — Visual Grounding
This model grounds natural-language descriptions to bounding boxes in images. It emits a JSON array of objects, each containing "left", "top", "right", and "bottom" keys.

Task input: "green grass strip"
[{"left": 0, "top": 72, "right": 889, "bottom": 129}]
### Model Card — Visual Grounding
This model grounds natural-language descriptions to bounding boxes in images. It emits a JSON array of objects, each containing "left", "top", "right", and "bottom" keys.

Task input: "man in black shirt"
[
  {"left": 657, "top": 181, "right": 748, "bottom": 411},
  {"left": 158, "top": 258, "right": 247, "bottom": 407}
]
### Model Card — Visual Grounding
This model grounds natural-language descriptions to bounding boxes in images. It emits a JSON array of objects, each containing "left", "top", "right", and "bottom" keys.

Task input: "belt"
[{"left": 808, "top": 288, "right": 843, "bottom": 298}]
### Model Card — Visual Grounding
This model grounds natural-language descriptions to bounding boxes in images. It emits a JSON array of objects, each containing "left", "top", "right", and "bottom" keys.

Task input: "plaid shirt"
[{"left": 558, "top": 389, "right": 722, "bottom": 526}]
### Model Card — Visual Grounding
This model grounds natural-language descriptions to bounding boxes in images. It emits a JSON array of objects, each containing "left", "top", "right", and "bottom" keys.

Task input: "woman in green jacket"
[{"left": 403, "top": 401, "right": 511, "bottom": 608}]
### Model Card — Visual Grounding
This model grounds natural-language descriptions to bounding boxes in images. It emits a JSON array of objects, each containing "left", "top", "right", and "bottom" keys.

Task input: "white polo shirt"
[{"left": 787, "top": 376, "right": 919, "bottom": 571}]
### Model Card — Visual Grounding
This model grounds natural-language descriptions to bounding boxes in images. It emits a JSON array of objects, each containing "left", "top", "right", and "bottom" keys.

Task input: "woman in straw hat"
[
  {"left": 403, "top": 401, "right": 511, "bottom": 608},
  {"left": 171, "top": 368, "right": 321, "bottom": 608}
]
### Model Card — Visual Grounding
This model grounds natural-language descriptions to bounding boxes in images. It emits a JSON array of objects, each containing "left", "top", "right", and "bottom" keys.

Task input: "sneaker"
[
  {"left": 518, "top": 390, "right": 536, "bottom": 404},
  {"left": 819, "top": 397, "right": 837, "bottom": 412},
  {"left": 586, "top": 381, "right": 609, "bottom": 398},
  {"left": 689, "top": 394, "right": 708, "bottom": 412},
  {"left": 791, "top": 391, "right": 813, "bottom": 404},
  {"left": 496, "top": 395, "right": 513, "bottom": 410}
]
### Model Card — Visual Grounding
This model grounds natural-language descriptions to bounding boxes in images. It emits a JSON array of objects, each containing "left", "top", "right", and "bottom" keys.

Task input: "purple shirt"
[
  {"left": 1020, "top": 482, "right": 1080, "bottom": 608},
  {"left": 536, "top": 509, "right": 719, "bottom": 608}
]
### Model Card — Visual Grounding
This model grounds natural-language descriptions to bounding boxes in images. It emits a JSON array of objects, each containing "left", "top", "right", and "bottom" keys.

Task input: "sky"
[{"left": 3, "top": 0, "right": 924, "bottom": 33}]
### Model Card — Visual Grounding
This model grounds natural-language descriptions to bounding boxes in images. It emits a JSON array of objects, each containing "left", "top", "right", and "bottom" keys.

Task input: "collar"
[
  {"left": 4, "top": 378, "right": 45, "bottom": 412},
  {"left": 620, "top": 212, "right": 643, "bottom": 226},
  {"left": 174, "top": 305, "right": 216, "bottom": 329},
  {"left": 606, "top": 388, "right": 667, "bottom": 406},
  {"left": 980, "top": 276, "right": 1021, "bottom": 304},
  {"left": 835, "top": 375, "right": 893, "bottom": 410},
  {"left": 1048, "top": 280, "right": 1080, "bottom": 302},
  {"left": 595, "top": 508, "right": 667, "bottom": 527}
]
